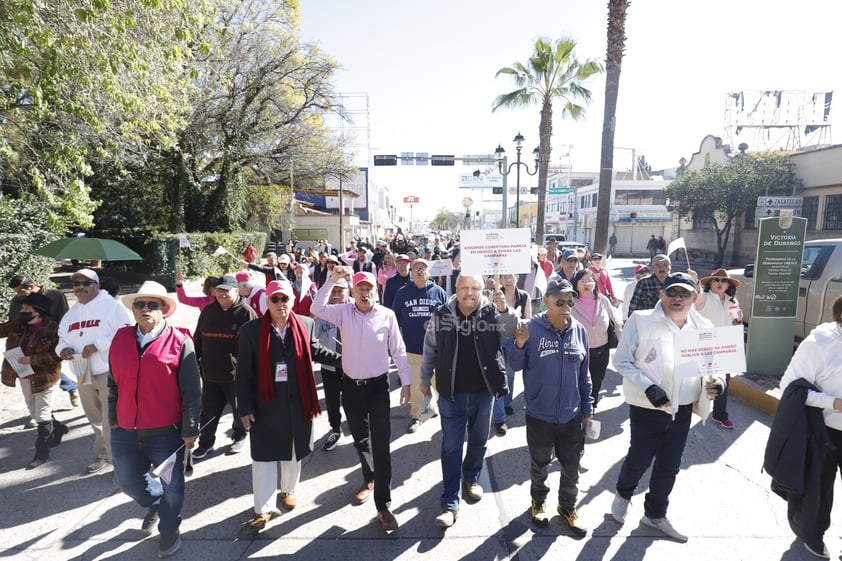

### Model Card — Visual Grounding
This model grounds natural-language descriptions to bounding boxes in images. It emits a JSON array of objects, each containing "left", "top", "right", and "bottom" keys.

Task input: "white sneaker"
[
  {"left": 640, "top": 515, "right": 688, "bottom": 543},
  {"left": 610, "top": 493, "right": 630, "bottom": 524}
]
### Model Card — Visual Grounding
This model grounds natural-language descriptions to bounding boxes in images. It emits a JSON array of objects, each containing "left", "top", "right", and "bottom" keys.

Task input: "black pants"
[
  {"left": 588, "top": 344, "right": 611, "bottom": 408},
  {"left": 322, "top": 367, "right": 343, "bottom": 434},
  {"left": 526, "top": 414, "right": 584, "bottom": 510},
  {"left": 341, "top": 375, "right": 392, "bottom": 511},
  {"left": 815, "top": 426, "right": 842, "bottom": 548},
  {"left": 198, "top": 380, "right": 245, "bottom": 448}
]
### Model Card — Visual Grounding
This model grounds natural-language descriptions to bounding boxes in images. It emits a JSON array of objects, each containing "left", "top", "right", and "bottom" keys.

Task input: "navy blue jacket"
[
  {"left": 392, "top": 281, "right": 447, "bottom": 354},
  {"left": 509, "top": 313, "right": 592, "bottom": 424}
]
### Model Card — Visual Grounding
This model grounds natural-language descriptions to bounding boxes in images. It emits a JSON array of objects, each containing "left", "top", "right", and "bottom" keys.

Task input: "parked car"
[{"left": 731, "top": 238, "right": 842, "bottom": 341}]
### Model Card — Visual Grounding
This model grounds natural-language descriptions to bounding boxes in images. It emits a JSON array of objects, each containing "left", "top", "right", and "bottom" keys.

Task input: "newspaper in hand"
[
  {"left": 67, "top": 353, "right": 90, "bottom": 385},
  {"left": 3, "top": 347, "right": 34, "bottom": 378}
]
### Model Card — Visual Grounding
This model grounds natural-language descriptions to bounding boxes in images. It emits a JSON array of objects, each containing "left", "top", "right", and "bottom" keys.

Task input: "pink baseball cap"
[
  {"left": 235, "top": 271, "right": 251, "bottom": 283},
  {"left": 266, "top": 280, "right": 294, "bottom": 299},
  {"left": 634, "top": 264, "right": 650, "bottom": 275},
  {"left": 352, "top": 271, "right": 377, "bottom": 287}
]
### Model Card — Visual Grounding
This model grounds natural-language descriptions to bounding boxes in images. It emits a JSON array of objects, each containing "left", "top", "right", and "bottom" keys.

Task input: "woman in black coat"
[{"left": 236, "top": 279, "right": 340, "bottom": 532}]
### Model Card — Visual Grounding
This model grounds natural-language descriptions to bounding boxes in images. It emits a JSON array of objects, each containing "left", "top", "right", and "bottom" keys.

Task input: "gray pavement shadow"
[{"left": 63, "top": 529, "right": 152, "bottom": 561}]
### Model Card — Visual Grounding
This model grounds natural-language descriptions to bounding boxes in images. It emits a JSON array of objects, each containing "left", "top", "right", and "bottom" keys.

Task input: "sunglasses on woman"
[{"left": 269, "top": 295, "right": 290, "bottom": 304}]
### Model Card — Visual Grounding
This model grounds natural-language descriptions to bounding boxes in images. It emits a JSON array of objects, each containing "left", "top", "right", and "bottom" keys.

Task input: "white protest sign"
[
  {"left": 673, "top": 325, "right": 746, "bottom": 379},
  {"left": 460, "top": 228, "right": 532, "bottom": 276},
  {"left": 428, "top": 259, "right": 453, "bottom": 277}
]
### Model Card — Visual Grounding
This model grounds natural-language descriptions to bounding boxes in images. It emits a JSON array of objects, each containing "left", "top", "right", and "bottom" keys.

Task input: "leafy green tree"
[
  {"left": 431, "top": 208, "right": 465, "bottom": 232},
  {"left": 594, "top": 0, "right": 631, "bottom": 254},
  {"left": 493, "top": 37, "right": 602, "bottom": 241},
  {"left": 664, "top": 153, "right": 801, "bottom": 267},
  {"left": 175, "top": 0, "right": 354, "bottom": 232},
  {"left": 0, "top": 0, "right": 210, "bottom": 228}
]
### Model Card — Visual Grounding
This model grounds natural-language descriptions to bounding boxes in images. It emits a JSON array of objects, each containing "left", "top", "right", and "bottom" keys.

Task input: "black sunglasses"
[
  {"left": 566, "top": 258, "right": 579, "bottom": 263},
  {"left": 554, "top": 298, "right": 576, "bottom": 308},
  {"left": 710, "top": 278, "right": 730, "bottom": 285},
  {"left": 72, "top": 280, "right": 95, "bottom": 287},
  {"left": 665, "top": 288, "right": 693, "bottom": 299},
  {"left": 270, "top": 295, "right": 290, "bottom": 304},
  {"left": 132, "top": 300, "right": 162, "bottom": 310}
]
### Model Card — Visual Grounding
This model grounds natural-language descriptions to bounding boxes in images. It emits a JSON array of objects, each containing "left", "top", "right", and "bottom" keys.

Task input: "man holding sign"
[{"left": 609, "top": 272, "right": 724, "bottom": 543}]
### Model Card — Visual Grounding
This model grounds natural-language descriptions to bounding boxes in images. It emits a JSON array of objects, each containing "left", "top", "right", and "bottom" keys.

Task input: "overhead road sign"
[
  {"left": 374, "top": 154, "right": 398, "bottom": 166},
  {"left": 461, "top": 154, "right": 497, "bottom": 165},
  {"left": 431, "top": 155, "right": 455, "bottom": 166},
  {"left": 415, "top": 152, "right": 429, "bottom": 166},
  {"left": 401, "top": 152, "right": 414, "bottom": 165},
  {"left": 403, "top": 196, "right": 419, "bottom": 204}
]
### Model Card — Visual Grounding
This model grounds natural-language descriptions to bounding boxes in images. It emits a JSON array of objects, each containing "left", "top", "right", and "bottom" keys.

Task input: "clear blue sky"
[{"left": 300, "top": 0, "right": 840, "bottom": 222}]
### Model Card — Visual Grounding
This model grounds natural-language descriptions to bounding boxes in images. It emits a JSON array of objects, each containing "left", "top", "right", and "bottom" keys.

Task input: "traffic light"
[
  {"left": 374, "top": 155, "right": 398, "bottom": 166},
  {"left": 431, "top": 155, "right": 455, "bottom": 166}
]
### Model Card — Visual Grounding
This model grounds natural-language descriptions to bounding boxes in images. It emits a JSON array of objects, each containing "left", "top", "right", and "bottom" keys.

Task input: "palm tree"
[
  {"left": 493, "top": 37, "right": 602, "bottom": 241},
  {"left": 594, "top": 0, "right": 631, "bottom": 254}
]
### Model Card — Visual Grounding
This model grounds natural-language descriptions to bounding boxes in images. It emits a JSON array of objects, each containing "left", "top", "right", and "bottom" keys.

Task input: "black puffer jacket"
[{"left": 419, "top": 295, "right": 516, "bottom": 401}]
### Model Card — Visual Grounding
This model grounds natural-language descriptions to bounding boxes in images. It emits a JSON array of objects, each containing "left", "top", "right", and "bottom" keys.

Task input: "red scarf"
[{"left": 257, "top": 312, "right": 321, "bottom": 422}]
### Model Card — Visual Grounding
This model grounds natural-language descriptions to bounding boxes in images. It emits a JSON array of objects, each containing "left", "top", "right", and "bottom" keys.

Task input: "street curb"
[{"left": 731, "top": 375, "right": 780, "bottom": 417}]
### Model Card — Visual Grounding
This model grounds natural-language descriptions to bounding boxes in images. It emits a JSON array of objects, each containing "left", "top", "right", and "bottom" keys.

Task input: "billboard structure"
[{"left": 723, "top": 90, "right": 833, "bottom": 152}]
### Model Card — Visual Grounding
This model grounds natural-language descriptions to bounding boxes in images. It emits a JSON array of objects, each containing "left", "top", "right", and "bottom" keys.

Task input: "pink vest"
[{"left": 111, "top": 325, "right": 188, "bottom": 430}]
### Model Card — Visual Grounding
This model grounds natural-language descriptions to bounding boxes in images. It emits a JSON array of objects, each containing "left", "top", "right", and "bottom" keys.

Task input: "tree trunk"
[
  {"left": 595, "top": 0, "right": 629, "bottom": 253},
  {"left": 536, "top": 97, "right": 553, "bottom": 242}
]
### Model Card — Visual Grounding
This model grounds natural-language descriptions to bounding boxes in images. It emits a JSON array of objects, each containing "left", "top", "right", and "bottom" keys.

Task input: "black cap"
[
  {"left": 22, "top": 293, "right": 52, "bottom": 319},
  {"left": 662, "top": 272, "right": 696, "bottom": 292},
  {"left": 545, "top": 278, "right": 577, "bottom": 298}
]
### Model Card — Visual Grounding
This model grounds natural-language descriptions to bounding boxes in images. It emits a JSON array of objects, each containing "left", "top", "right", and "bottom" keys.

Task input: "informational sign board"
[
  {"left": 429, "top": 259, "right": 453, "bottom": 277},
  {"left": 460, "top": 228, "right": 532, "bottom": 276},
  {"left": 673, "top": 325, "right": 746, "bottom": 379},
  {"left": 746, "top": 212, "right": 807, "bottom": 375}
]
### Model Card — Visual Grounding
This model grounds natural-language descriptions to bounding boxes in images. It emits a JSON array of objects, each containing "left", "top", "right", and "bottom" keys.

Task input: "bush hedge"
[{"left": 0, "top": 197, "right": 65, "bottom": 319}]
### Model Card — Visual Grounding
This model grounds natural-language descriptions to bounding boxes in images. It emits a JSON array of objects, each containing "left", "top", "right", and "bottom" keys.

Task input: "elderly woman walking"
[
  {"left": 1, "top": 293, "right": 68, "bottom": 468},
  {"left": 570, "top": 269, "right": 623, "bottom": 410}
]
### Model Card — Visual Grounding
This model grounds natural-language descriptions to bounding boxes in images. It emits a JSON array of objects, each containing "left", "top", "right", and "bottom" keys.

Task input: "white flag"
[
  {"left": 178, "top": 234, "right": 191, "bottom": 249},
  {"left": 212, "top": 246, "right": 229, "bottom": 257},
  {"left": 667, "top": 237, "right": 686, "bottom": 256},
  {"left": 298, "top": 265, "right": 312, "bottom": 304},
  {"left": 152, "top": 451, "right": 178, "bottom": 484}
]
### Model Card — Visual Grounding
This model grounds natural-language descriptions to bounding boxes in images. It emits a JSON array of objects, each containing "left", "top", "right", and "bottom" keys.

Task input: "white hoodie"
[
  {"left": 56, "top": 291, "right": 133, "bottom": 375},
  {"left": 780, "top": 321, "right": 842, "bottom": 430}
]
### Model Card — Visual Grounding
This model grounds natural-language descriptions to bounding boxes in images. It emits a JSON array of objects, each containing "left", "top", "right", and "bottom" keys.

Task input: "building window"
[
  {"left": 614, "top": 189, "right": 667, "bottom": 206},
  {"left": 823, "top": 194, "right": 842, "bottom": 230},
  {"left": 802, "top": 196, "right": 818, "bottom": 230},
  {"left": 692, "top": 209, "right": 715, "bottom": 230}
]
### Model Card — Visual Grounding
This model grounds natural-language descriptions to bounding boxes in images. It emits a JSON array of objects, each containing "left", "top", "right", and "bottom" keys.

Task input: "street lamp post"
[{"left": 495, "top": 132, "right": 539, "bottom": 229}]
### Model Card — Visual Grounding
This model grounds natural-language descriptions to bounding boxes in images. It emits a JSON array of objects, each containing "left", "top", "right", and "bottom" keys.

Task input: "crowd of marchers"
[{"left": 3, "top": 231, "right": 842, "bottom": 560}]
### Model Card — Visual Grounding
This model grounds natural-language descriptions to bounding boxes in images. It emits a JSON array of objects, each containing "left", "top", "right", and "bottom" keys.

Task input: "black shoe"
[
  {"left": 493, "top": 422, "right": 508, "bottom": 436},
  {"left": 192, "top": 446, "right": 212, "bottom": 459},
  {"left": 407, "top": 418, "right": 421, "bottom": 433},
  {"left": 322, "top": 432, "right": 341, "bottom": 451},
  {"left": 158, "top": 531, "right": 181, "bottom": 558},
  {"left": 142, "top": 506, "right": 159, "bottom": 536}
]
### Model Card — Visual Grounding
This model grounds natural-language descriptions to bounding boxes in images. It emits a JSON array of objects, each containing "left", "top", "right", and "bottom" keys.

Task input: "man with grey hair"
[
  {"left": 628, "top": 255, "right": 672, "bottom": 315},
  {"left": 420, "top": 273, "right": 517, "bottom": 528}
]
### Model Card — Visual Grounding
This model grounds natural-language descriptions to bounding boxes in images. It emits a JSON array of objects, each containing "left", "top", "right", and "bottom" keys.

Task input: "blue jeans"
[
  {"left": 615, "top": 404, "right": 692, "bottom": 519},
  {"left": 59, "top": 372, "right": 77, "bottom": 393},
  {"left": 112, "top": 428, "right": 185, "bottom": 535},
  {"left": 438, "top": 391, "right": 493, "bottom": 511},
  {"left": 492, "top": 337, "right": 516, "bottom": 423}
]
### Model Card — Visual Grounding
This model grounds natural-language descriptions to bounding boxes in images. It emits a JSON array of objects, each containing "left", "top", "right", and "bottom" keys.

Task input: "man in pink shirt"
[{"left": 311, "top": 266, "right": 411, "bottom": 533}]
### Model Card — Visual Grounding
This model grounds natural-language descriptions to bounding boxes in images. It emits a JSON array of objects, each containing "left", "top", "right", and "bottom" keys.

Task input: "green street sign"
[{"left": 548, "top": 186, "right": 570, "bottom": 195}]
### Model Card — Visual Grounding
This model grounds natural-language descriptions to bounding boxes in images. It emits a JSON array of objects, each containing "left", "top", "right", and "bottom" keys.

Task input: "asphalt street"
[{"left": 1, "top": 258, "right": 839, "bottom": 561}]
